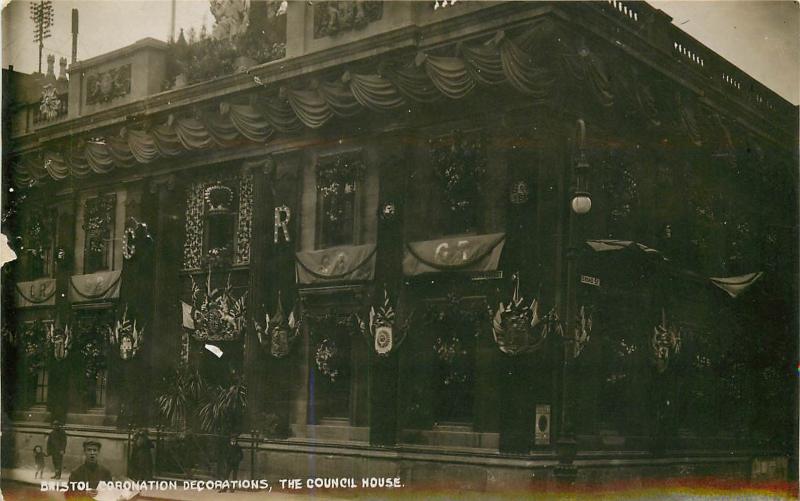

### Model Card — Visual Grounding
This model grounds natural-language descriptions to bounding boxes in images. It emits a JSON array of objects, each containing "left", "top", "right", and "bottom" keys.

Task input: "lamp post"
[{"left": 555, "top": 119, "right": 592, "bottom": 483}]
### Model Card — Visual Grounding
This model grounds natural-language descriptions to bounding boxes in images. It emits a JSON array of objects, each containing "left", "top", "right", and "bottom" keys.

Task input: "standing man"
[
  {"left": 46, "top": 420, "right": 67, "bottom": 479},
  {"left": 69, "top": 440, "right": 112, "bottom": 491},
  {"left": 219, "top": 434, "right": 243, "bottom": 492},
  {"left": 130, "top": 429, "right": 154, "bottom": 480}
]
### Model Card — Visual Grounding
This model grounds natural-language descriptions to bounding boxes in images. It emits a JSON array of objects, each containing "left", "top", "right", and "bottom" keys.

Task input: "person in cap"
[
  {"left": 219, "top": 434, "right": 243, "bottom": 492},
  {"left": 68, "top": 440, "right": 112, "bottom": 489},
  {"left": 46, "top": 420, "right": 67, "bottom": 479}
]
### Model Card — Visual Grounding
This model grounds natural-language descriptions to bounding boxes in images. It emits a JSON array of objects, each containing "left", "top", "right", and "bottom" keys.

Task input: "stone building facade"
[{"left": 2, "top": 0, "right": 797, "bottom": 489}]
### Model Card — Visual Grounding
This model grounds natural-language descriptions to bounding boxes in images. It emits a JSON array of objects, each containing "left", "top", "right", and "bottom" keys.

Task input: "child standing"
[{"left": 33, "top": 445, "right": 45, "bottom": 479}]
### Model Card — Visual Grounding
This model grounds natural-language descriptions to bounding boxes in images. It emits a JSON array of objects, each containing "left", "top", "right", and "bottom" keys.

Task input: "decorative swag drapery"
[
  {"left": 295, "top": 243, "right": 377, "bottom": 284},
  {"left": 14, "top": 278, "right": 57, "bottom": 307},
  {"left": 15, "top": 18, "right": 644, "bottom": 186},
  {"left": 68, "top": 270, "right": 122, "bottom": 303},
  {"left": 403, "top": 233, "right": 506, "bottom": 276},
  {"left": 585, "top": 239, "right": 763, "bottom": 298}
]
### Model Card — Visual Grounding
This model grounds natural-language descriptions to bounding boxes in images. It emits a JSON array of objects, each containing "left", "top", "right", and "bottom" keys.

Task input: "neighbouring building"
[{"left": 2, "top": 0, "right": 797, "bottom": 490}]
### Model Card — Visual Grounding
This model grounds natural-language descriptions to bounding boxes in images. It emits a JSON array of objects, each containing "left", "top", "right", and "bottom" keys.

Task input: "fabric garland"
[{"left": 16, "top": 19, "right": 734, "bottom": 185}]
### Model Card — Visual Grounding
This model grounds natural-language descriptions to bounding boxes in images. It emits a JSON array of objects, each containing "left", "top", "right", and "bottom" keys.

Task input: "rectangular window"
[
  {"left": 83, "top": 194, "right": 116, "bottom": 274},
  {"left": 431, "top": 318, "right": 476, "bottom": 424},
  {"left": 35, "top": 368, "right": 48, "bottom": 404},
  {"left": 429, "top": 132, "right": 486, "bottom": 236},
  {"left": 315, "top": 152, "right": 364, "bottom": 248},
  {"left": 308, "top": 316, "right": 354, "bottom": 422},
  {"left": 92, "top": 370, "right": 107, "bottom": 408},
  {"left": 19, "top": 207, "right": 54, "bottom": 280}
]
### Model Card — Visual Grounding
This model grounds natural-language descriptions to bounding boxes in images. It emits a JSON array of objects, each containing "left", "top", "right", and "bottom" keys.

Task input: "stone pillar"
[{"left": 148, "top": 176, "right": 182, "bottom": 423}]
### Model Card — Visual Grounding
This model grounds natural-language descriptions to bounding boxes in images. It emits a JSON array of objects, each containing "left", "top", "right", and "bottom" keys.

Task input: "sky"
[{"left": 1, "top": 1, "right": 798, "bottom": 104}]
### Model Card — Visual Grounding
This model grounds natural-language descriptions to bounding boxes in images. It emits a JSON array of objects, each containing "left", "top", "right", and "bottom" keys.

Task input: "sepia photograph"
[{"left": 1, "top": 0, "right": 798, "bottom": 499}]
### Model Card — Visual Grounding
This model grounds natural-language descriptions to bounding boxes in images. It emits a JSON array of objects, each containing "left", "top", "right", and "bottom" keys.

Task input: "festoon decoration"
[
  {"left": 16, "top": 19, "right": 641, "bottom": 187},
  {"left": 359, "top": 288, "right": 411, "bottom": 356},
  {"left": 651, "top": 308, "right": 681, "bottom": 372},
  {"left": 254, "top": 292, "right": 300, "bottom": 358},
  {"left": 491, "top": 273, "right": 555, "bottom": 355},
  {"left": 182, "top": 273, "right": 247, "bottom": 341},
  {"left": 107, "top": 306, "right": 144, "bottom": 361}
]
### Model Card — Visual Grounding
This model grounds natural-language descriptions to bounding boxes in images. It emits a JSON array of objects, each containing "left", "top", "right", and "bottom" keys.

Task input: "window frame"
[
  {"left": 314, "top": 150, "right": 365, "bottom": 250},
  {"left": 82, "top": 193, "right": 117, "bottom": 274}
]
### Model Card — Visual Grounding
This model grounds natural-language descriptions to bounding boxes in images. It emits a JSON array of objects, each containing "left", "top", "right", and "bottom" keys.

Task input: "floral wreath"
[
  {"left": 122, "top": 217, "right": 152, "bottom": 260},
  {"left": 79, "top": 332, "right": 108, "bottom": 381},
  {"left": 433, "top": 335, "right": 470, "bottom": 385},
  {"left": 315, "top": 338, "right": 340, "bottom": 381}
]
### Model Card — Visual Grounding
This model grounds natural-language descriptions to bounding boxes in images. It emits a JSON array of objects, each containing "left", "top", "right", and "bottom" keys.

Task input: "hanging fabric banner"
[
  {"left": 295, "top": 243, "right": 377, "bottom": 284},
  {"left": 403, "top": 233, "right": 505, "bottom": 276},
  {"left": 15, "top": 278, "right": 57, "bottom": 307},
  {"left": 68, "top": 270, "right": 122, "bottom": 303},
  {"left": 709, "top": 272, "right": 763, "bottom": 298}
]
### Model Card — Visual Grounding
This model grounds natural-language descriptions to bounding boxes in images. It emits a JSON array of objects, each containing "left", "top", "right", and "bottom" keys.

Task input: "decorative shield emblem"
[
  {"left": 573, "top": 306, "right": 592, "bottom": 359},
  {"left": 47, "top": 324, "right": 71, "bottom": 361},
  {"left": 491, "top": 273, "right": 550, "bottom": 355},
  {"left": 509, "top": 180, "right": 529, "bottom": 205},
  {"left": 120, "top": 335, "right": 134, "bottom": 360},
  {"left": 652, "top": 309, "right": 681, "bottom": 373},
  {"left": 107, "top": 307, "right": 143, "bottom": 360},
  {"left": 255, "top": 292, "right": 300, "bottom": 359},
  {"left": 374, "top": 325, "right": 393, "bottom": 355}
]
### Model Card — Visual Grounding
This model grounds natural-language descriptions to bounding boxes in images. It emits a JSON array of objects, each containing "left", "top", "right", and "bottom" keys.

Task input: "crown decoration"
[
  {"left": 573, "top": 306, "right": 592, "bottom": 359},
  {"left": 189, "top": 273, "right": 247, "bottom": 341},
  {"left": 491, "top": 273, "right": 554, "bottom": 355},
  {"left": 47, "top": 323, "right": 72, "bottom": 361},
  {"left": 652, "top": 308, "right": 681, "bottom": 373},
  {"left": 204, "top": 181, "right": 234, "bottom": 215},
  {"left": 107, "top": 307, "right": 144, "bottom": 361},
  {"left": 255, "top": 292, "right": 300, "bottom": 358},
  {"left": 360, "top": 287, "right": 411, "bottom": 356}
]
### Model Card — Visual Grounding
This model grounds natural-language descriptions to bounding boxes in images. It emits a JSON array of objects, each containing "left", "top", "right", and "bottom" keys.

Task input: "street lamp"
[
  {"left": 555, "top": 118, "right": 592, "bottom": 483},
  {"left": 570, "top": 120, "right": 592, "bottom": 215}
]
